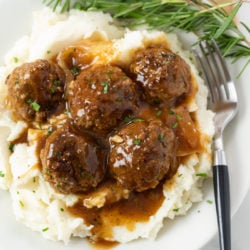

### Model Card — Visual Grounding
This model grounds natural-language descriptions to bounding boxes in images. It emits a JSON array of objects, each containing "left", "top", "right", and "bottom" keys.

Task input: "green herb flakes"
[
  {"left": 64, "top": 109, "right": 71, "bottom": 115},
  {"left": 124, "top": 116, "right": 145, "bottom": 123},
  {"left": 19, "top": 200, "right": 24, "bottom": 207},
  {"left": 42, "top": 227, "right": 49, "bottom": 232},
  {"left": 53, "top": 79, "right": 60, "bottom": 86},
  {"left": 71, "top": 66, "right": 80, "bottom": 76},
  {"left": 101, "top": 81, "right": 109, "bottom": 94},
  {"left": 172, "top": 122, "right": 178, "bottom": 129},
  {"left": 196, "top": 173, "right": 208, "bottom": 177},
  {"left": 0, "top": 171, "right": 5, "bottom": 178},
  {"left": 13, "top": 57, "right": 19, "bottom": 63},
  {"left": 176, "top": 114, "right": 182, "bottom": 120},
  {"left": 8, "top": 143, "right": 15, "bottom": 153},
  {"left": 50, "top": 86, "right": 56, "bottom": 93},
  {"left": 156, "top": 110, "right": 162, "bottom": 116},
  {"left": 133, "top": 139, "right": 141, "bottom": 145},
  {"left": 47, "top": 127, "right": 53, "bottom": 137},
  {"left": 54, "top": 150, "right": 62, "bottom": 156},
  {"left": 27, "top": 99, "right": 40, "bottom": 111},
  {"left": 158, "top": 134, "right": 165, "bottom": 142}
]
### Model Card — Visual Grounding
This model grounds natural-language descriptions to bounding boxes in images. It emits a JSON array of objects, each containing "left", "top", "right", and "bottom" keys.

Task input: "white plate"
[{"left": 0, "top": 1, "right": 249, "bottom": 249}]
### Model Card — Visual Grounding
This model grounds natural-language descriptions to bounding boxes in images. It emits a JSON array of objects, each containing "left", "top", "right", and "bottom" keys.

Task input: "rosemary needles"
[{"left": 43, "top": 0, "right": 249, "bottom": 63}]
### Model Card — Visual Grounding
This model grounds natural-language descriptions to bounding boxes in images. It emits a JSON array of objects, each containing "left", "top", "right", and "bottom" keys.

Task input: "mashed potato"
[{"left": 0, "top": 8, "right": 214, "bottom": 244}]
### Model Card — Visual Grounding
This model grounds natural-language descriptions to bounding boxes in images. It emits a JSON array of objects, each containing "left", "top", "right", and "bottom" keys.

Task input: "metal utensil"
[{"left": 193, "top": 40, "right": 238, "bottom": 250}]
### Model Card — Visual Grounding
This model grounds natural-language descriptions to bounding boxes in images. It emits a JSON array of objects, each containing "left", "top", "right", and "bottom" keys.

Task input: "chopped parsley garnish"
[
  {"left": 19, "top": 200, "right": 24, "bottom": 207},
  {"left": 173, "top": 208, "right": 179, "bottom": 212},
  {"left": 53, "top": 79, "right": 60, "bottom": 86},
  {"left": 60, "top": 208, "right": 64, "bottom": 212},
  {"left": 207, "top": 200, "right": 213, "bottom": 204},
  {"left": 132, "top": 118, "right": 145, "bottom": 123},
  {"left": 46, "top": 168, "right": 51, "bottom": 174},
  {"left": 124, "top": 116, "right": 132, "bottom": 123},
  {"left": 54, "top": 150, "right": 62, "bottom": 156},
  {"left": 158, "top": 134, "right": 165, "bottom": 142},
  {"left": 0, "top": 171, "right": 5, "bottom": 178},
  {"left": 71, "top": 66, "right": 80, "bottom": 76},
  {"left": 13, "top": 57, "right": 19, "bottom": 63},
  {"left": 172, "top": 122, "right": 179, "bottom": 129},
  {"left": 176, "top": 114, "right": 182, "bottom": 120},
  {"left": 124, "top": 116, "right": 145, "bottom": 123},
  {"left": 64, "top": 109, "right": 71, "bottom": 115},
  {"left": 27, "top": 99, "right": 40, "bottom": 111},
  {"left": 196, "top": 173, "right": 208, "bottom": 177},
  {"left": 47, "top": 50, "right": 51, "bottom": 54},
  {"left": 101, "top": 81, "right": 109, "bottom": 94},
  {"left": 50, "top": 86, "right": 56, "bottom": 93},
  {"left": 168, "top": 110, "right": 175, "bottom": 115},
  {"left": 47, "top": 127, "right": 53, "bottom": 137},
  {"left": 156, "top": 110, "right": 162, "bottom": 116},
  {"left": 8, "top": 143, "right": 15, "bottom": 153},
  {"left": 133, "top": 139, "right": 141, "bottom": 145},
  {"left": 42, "top": 227, "right": 49, "bottom": 232}
]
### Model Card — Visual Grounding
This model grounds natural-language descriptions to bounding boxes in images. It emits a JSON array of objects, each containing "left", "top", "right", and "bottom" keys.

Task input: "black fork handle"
[{"left": 213, "top": 165, "right": 231, "bottom": 250}]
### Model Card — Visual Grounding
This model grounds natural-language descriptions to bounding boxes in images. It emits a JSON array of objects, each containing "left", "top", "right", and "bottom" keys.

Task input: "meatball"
[
  {"left": 6, "top": 59, "right": 65, "bottom": 122},
  {"left": 40, "top": 125, "right": 107, "bottom": 194},
  {"left": 67, "top": 65, "right": 138, "bottom": 133},
  {"left": 108, "top": 120, "right": 176, "bottom": 192},
  {"left": 130, "top": 47, "right": 191, "bottom": 105}
]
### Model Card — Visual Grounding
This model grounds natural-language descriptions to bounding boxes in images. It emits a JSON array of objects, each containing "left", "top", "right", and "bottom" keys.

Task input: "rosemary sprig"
[{"left": 43, "top": 0, "right": 249, "bottom": 62}]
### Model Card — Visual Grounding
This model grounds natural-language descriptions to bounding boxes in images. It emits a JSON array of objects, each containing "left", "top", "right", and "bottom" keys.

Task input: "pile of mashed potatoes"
[{"left": 0, "top": 8, "right": 214, "bottom": 244}]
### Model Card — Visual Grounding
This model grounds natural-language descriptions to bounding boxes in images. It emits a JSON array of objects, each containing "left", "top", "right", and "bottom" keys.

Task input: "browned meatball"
[
  {"left": 130, "top": 47, "right": 191, "bottom": 105},
  {"left": 108, "top": 120, "right": 176, "bottom": 192},
  {"left": 6, "top": 59, "right": 65, "bottom": 122},
  {"left": 67, "top": 65, "right": 138, "bottom": 133},
  {"left": 40, "top": 125, "right": 107, "bottom": 194}
]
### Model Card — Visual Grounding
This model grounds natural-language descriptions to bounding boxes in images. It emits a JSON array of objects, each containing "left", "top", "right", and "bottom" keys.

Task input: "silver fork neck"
[{"left": 213, "top": 136, "right": 227, "bottom": 165}]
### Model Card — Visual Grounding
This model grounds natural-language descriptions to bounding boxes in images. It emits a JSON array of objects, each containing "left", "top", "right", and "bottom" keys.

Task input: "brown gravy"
[{"left": 68, "top": 184, "right": 164, "bottom": 240}]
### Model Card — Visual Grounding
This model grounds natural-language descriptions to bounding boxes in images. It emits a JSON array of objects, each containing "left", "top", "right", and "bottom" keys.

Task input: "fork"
[{"left": 193, "top": 40, "right": 238, "bottom": 250}]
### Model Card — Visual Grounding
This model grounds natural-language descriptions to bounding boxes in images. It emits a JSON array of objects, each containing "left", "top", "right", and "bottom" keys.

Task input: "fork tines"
[{"left": 193, "top": 40, "right": 236, "bottom": 105}]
